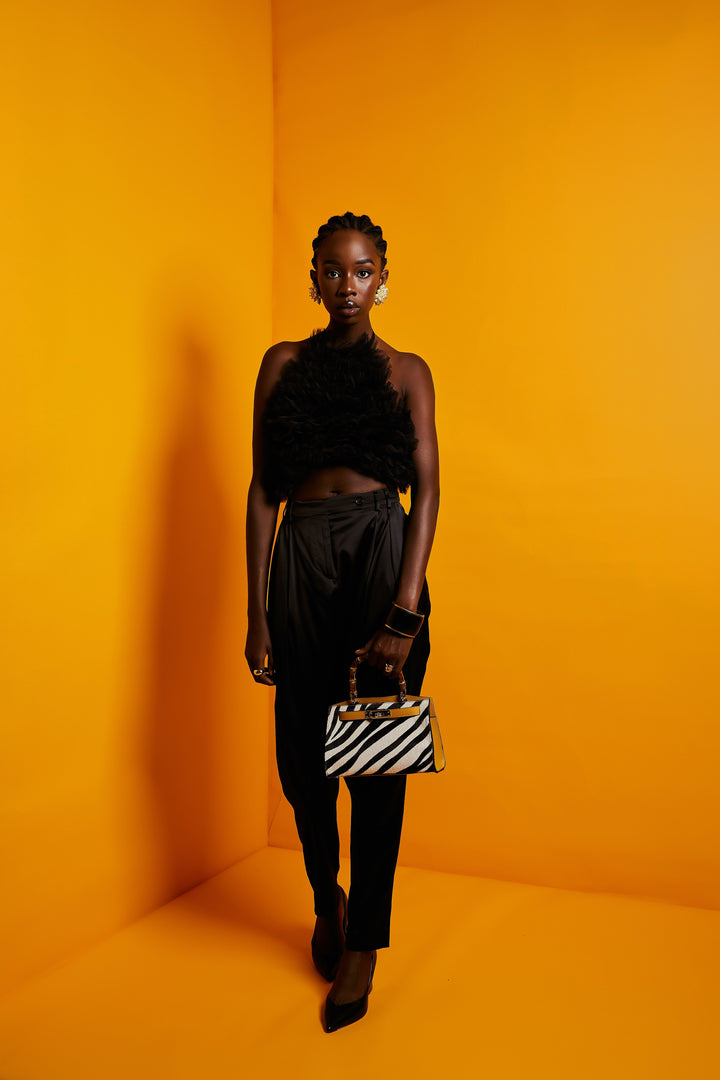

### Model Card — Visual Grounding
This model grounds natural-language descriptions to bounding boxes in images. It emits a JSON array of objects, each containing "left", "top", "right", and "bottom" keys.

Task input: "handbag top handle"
[{"left": 348, "top": 658, "right": 408, "bottom": 704}]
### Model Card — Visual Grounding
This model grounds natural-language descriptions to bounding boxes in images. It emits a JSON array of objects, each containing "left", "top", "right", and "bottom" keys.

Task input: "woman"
[{"left": 245, "top": 212, "right": 439, "bottom": 1032}]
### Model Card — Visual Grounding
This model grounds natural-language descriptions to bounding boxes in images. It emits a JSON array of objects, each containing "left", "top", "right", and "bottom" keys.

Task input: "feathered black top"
[{"left": 261, "top": 331, "right": 417, "bottom": 503}]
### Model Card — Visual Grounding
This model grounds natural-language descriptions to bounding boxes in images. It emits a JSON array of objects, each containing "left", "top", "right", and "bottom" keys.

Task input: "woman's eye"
[{"left": 357, "top": 270, "right": 370, "bottom": 278}]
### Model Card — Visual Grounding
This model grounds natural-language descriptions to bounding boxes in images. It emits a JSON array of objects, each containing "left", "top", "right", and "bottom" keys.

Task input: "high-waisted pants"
[{"left": 267, "top": 488, "right": 430, "bottom": 951}]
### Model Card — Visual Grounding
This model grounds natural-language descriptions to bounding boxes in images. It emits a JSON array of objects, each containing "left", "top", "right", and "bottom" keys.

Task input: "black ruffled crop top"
[{"left": 261, "top": 331, "right": 417, "bottom": 503}]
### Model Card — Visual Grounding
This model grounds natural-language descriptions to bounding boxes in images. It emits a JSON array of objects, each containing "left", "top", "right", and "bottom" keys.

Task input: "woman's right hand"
[{"left": 245, "top": 617, "right": 276, "bottom": 685}]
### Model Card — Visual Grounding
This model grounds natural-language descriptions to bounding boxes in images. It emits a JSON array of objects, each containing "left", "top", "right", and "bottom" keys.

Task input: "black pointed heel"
[
  {"left": 311, "top": 886, "right": 348, "bottom": 982},
  {"left": 323, "top": 950, "right": 377, "bottom": 1033}
]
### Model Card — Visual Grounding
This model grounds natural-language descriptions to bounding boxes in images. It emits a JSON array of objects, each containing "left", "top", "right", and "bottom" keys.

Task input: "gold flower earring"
[
  {"left": 309, "top": 282, "right": 322, "bottom": 304},
  {"left": 374, "top": 284, "right": 389, "bottom": 306}
]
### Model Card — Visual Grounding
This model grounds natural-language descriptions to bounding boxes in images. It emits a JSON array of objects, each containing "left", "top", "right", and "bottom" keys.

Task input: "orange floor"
[{"left": 1, "top": 846, "right": 718, "bottom": 1079}]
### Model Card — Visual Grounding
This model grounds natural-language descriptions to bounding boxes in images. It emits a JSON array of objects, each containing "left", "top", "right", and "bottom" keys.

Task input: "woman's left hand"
[{"left": 355, "top": 629, "right": 413, "bottom": 678}]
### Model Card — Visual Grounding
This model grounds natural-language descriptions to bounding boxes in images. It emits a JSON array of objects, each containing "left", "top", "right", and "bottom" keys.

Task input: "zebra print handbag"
[{"left": 325, "top": 660, "right": 445, "bottom": 778}]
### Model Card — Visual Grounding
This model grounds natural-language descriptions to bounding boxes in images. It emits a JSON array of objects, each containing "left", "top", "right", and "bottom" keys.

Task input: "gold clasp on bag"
[{"left": 361, "top": 705, "right": 422, "bottom": 721}]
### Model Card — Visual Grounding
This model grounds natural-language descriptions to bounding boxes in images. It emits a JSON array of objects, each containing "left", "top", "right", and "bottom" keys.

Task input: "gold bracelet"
[{"left": 384, "top": 622, "right": 415, "bottom": 639}]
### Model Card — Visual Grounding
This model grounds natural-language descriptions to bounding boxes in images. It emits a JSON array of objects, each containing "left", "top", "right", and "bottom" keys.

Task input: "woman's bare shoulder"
[
  {"left": 376, "top": 338, "right": 433, "bottom": 390},
  {"left": 261, "top": 337, "right": 307, "bottom": 368},
  {"left": 253, "top": 339, "right": 309, "bottom": 411},
  {"left": 256, "top": 338, "right": 309, "bottom": 394}
]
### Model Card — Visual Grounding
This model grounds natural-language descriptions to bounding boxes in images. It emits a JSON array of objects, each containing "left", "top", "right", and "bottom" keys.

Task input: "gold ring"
[
  {"left": 252, "top": 669, "right": 265, "bottom": 677},
  {"left": 384, "top": 663, "right": 393, "bottom": 673}
]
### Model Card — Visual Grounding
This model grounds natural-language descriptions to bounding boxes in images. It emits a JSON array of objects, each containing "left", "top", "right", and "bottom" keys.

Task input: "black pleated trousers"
[{"left": 267, "top": 488, "right": 430, "bottom": 950}]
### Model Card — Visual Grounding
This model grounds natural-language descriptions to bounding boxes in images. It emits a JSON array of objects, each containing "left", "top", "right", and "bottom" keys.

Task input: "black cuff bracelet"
[{"left": 384, "top": 601, "right": 425, "bottom": 639}]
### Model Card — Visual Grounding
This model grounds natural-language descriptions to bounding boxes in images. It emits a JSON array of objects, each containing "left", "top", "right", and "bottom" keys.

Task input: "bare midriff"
[{"left": 293, "top": 466, "right": 387, "bottom": 501}]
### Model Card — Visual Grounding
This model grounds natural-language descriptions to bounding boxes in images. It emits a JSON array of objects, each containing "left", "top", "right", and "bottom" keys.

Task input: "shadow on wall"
[{"left": 142, "top": 328, "right": 232, "bottom": 902}]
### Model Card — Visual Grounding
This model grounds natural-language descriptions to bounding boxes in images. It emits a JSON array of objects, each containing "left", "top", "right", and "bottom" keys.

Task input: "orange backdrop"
[
  {"left": 0, "top": 0, "right": 273, "bottom": 994},
  {"left": 3, "top": 0, "right": 720, "bottom": 1004},
  {"left": 268, "top": 0, "right": 720, "bottom": 909}
]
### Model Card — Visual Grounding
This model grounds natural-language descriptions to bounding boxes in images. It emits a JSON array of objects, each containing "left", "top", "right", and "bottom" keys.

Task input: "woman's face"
[{"left": 313, "top": 229, "right": 388, "bottom": 326}]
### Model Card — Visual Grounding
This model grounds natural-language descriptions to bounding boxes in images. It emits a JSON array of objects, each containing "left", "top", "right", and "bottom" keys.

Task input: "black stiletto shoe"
[
  {"left": 311, "top": 886, "right": 348, "bottom": 982},
  {"left": 323, "top": 950, "right": 377, "bottom": 1033}
]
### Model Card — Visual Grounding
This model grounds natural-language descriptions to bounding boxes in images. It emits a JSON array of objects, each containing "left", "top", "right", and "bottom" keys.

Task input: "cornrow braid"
[{"left": 311, "top": 211, "right": 388, "bottom": 270}]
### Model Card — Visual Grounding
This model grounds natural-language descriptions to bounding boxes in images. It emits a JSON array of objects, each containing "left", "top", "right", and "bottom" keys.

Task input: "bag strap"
[{"left": 349, "top": 657, "right": 407, "bottom": 704}]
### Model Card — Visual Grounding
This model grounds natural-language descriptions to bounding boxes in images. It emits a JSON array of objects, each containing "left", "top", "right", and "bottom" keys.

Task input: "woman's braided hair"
[{"left": 311, "top": 212, "right": 388, "bottom": 271}]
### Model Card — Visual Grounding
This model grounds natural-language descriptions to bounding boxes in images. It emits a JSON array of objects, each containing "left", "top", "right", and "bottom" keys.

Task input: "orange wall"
[
  {"left": 3, "top": 0, "right": 719, "bottom": 1003},
  {"left": 270, "top": 0, "right": 720, "bottom": 908},
  {"left": 0, "top": 0, "right": 273, "bottom": 993}
]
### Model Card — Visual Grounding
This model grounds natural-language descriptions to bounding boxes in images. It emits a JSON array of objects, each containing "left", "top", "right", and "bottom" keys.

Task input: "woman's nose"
[{"left": 338, "top": 275, "right": 355, "bottom": 295}]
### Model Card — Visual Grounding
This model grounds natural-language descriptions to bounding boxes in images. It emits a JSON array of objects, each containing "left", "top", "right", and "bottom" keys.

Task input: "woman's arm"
[
  {"left": 244, "top": 344, "right": 293, "bottom": 685},
  {"left": 356, "top": 354, "right": 440, "bottom": 674}
]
